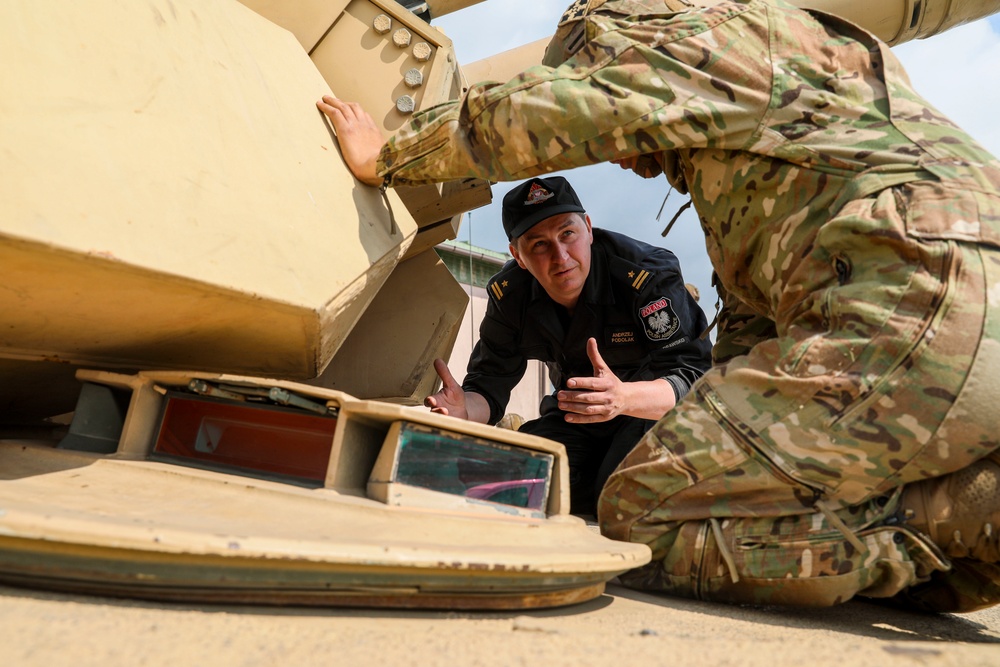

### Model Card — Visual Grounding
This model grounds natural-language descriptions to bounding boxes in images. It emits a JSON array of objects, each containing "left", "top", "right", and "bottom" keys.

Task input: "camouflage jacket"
[{"left": 378, "top": 0, "right": 1000, "bottom": 320}]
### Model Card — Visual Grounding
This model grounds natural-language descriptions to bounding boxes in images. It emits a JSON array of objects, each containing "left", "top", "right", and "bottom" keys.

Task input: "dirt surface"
[{"left": 2, "top": 583, "right": 998, "bottom": 666}]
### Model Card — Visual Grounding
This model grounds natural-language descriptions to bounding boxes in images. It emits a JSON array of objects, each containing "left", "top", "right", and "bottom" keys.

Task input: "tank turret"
[{"left": 0, "top": 0, "right": 496, "bottom": 421}]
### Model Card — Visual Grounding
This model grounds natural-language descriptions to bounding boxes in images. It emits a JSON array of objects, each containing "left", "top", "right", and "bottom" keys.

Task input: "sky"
[{"left": 433, "top": 2, "right": 1000, "bottom": 315}]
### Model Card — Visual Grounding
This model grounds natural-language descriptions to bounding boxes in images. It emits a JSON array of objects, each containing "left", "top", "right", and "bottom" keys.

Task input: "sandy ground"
[{"left": 2, "top": 583, "right": 998, "bottom": 667}]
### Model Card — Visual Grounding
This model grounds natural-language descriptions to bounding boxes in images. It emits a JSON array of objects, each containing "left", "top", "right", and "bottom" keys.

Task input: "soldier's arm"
[
  {"left": 424, "top": 358, "right": 491, "bottom": 423},
  {"left": 367, "top": 11, "right": 771, "bottom": 187},
  {"left": 460, "top": 287, "right": 530, "bottom": 425}
]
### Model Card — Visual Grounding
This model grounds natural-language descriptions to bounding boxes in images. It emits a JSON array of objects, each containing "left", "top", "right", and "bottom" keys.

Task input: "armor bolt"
[
  {"left": 412, "top": 42, "right": 432, "bottom": 61},
  {"left": 404, "top": 68, "right": 424, "bottom": 88},
  {"left": 396, "top": 95, "right": 416, "bottom": 114},
  {"left": 393, "top": 29, "right": 412, "bottom": 48},
  {"left": 372, "top": 14, "right": 391, "bottom": 34}
]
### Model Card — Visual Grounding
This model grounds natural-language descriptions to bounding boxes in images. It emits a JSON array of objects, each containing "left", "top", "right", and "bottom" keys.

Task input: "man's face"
[{"left": 510, "top": 212, "right": 593, "bottom": 311}]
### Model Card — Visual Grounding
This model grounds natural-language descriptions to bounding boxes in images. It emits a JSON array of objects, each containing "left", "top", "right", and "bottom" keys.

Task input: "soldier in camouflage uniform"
[{"left": 318, "top": 0, "right": 1000, "bottom": 611}]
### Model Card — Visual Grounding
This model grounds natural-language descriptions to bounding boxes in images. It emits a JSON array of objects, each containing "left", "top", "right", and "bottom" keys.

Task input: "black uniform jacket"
[{"left": 463, "top": 229, "right": 714, "bottom": 425}]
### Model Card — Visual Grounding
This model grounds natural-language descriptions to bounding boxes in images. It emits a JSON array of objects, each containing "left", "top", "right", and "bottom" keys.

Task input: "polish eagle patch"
[{"left": 639, "top": 297, "right": 679, "bottom": 341}]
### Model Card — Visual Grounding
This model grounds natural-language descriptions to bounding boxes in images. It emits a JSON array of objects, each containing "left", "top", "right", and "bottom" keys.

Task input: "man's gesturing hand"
[
  {"left": 559, "top": 338, "right": 627, "bottom": 424},
  {"left": 316, "top": 96, "right": 384, "bottom": 187},
  {"left": 424, "top": 358, "right": 469, "bottom": 420}
]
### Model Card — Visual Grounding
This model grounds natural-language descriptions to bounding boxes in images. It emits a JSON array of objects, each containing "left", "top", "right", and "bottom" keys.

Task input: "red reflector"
[{"left": 153, "top": 395, "right": 336, "bottom": 482}]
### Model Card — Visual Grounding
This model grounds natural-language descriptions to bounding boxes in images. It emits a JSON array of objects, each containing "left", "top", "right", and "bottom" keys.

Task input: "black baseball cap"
[{"left": 502, "top": 176, "right": 586, "bottom": 240}]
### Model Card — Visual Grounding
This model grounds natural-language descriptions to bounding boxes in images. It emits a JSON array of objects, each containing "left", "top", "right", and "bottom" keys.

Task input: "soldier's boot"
[
  {"left": 882, "top": 558, "right": 1000, "bottom": 613},
  {"left": 900, "top": 452, "right": 1000, "bottom": 563}
]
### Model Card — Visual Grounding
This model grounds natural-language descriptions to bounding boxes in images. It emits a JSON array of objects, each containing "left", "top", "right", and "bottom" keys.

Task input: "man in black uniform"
[{"left": 426, "top": 176, "right": 712, "bottom": 514}]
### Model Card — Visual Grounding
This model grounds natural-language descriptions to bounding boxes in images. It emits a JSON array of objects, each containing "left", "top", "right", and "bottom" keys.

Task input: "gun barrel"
[
  {"left": 799, "top": 0, "right": 1000, "bottom": 44},
  {"left": 424, "top": 0, "right": 489, "bottom": 19}
]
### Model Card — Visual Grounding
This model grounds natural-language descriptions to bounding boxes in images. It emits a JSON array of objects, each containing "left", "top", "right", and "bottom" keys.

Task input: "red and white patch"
[
  {"left": 639, "top": 297, "right": 679, "bottom": 341},
  {"left": 524, "top": 183, "right": 554, "bottom": 205}
]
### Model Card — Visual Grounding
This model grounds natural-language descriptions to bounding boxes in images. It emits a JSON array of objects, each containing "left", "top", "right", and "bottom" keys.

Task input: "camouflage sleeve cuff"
[{"left": 376, "top": 147, "right": 393, "bottom": 185}]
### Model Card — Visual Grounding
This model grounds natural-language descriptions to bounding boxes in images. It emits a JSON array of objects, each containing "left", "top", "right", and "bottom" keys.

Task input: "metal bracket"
[
  {"left": 400, "top": 1, "right": 431, "bottom": 22},
  {"left": 187, "top": 380, "right": 337, "bottom": 417}
]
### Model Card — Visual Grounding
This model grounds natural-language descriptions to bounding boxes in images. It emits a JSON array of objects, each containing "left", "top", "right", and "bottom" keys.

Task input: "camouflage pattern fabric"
[{"left": 375, "top": 0, "right": 1000, "bottom": 609}]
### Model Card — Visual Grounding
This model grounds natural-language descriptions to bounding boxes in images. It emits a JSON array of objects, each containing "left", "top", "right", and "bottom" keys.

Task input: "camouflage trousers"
[{"left": 600, "top": 188, "right": 1000, "bottom": 611}]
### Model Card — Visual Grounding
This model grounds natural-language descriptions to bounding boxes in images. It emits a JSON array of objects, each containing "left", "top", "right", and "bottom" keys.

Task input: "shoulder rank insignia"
[
  {"left": 489, "top": 279, "right": 508, "bottom": 301},
  {"left": 627, "top": 269, "right": 651, "bottom": 291}
]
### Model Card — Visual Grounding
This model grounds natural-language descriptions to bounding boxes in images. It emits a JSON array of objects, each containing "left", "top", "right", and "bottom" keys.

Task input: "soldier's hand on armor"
[
  {"left": 425, "top": 358, "right": 469, "bottom": 419},
  {"left": 316, "top": 96, "right": 384, "bottom": 187},
  {"left": 559, "top": 338, "right": 627, "bottom": 424}
]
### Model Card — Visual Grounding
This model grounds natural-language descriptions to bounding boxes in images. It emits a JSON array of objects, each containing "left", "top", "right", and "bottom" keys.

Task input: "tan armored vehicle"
[{"left": 2, "top": 0, "right": 998, "bottom": 610}]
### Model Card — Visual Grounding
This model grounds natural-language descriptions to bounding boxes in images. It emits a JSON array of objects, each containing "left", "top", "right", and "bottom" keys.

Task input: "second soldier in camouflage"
[{"left": 320, "top": 0, "right": 1000, "bottom": 611}]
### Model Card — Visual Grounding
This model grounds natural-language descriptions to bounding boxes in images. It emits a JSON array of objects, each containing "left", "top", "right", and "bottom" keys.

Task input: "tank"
[
  {"left": 0, "top": 0, "right": 998, "bottom": 610},
  {"left": 1, "top": 0, "right": 492, "bottom": 420}
]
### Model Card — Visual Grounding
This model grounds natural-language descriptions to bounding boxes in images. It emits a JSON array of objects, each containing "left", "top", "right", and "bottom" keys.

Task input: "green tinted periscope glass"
[{"left": 395, "top": 425, "right": 553, "bottom": 511}]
